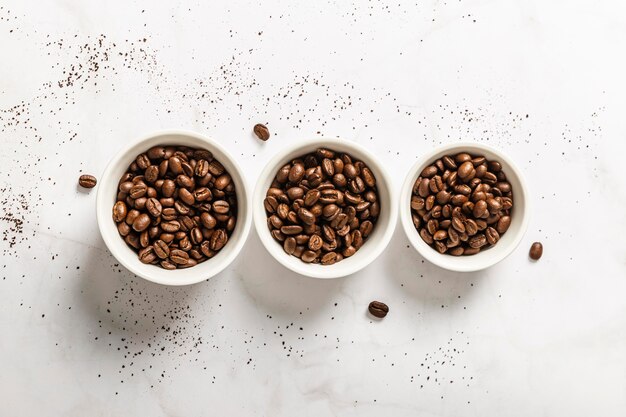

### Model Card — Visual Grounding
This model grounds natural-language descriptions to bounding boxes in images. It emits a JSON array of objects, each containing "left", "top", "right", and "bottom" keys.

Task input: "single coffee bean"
[
  {"left": 112, "top": 201, "right": 128, "bottom": 222},
  {"left": 170, "top": 249, "right": 189, "bottom": 265},
  {"left": 153, "top": 240, "right": 170, "bottom": 259},
  {"left": 496, "top": 215, "right": 511, "bottom": 234},
  {"left": 368, "top": 301, "right": 389, "bottom": 318},
  {"left": 210, "top": 229, "right": 228, "bottom": 251},
  {"left": 321, "top": 251, "right": 338, "bottom": 265},
  {"left": 212, "top": 200, "right": 230, "bottom": 214},
  {"left": 145, "top": 198, "right": 162, "bottom": 218},
  {"left": 469, "top": 234, "right": 487, "bottom": 249},
  {"left": 485, "top": 227, "right": 500, "bottom": 245},
  {"left": 78, "top": 174, "right": 97, "bottom": 188},
  {"left": 253, "top": 123, "right": 270, "bottom": 141},
  {"left": 138, "top": 246, "right": 157, "bottom": 264},
  {"left": 132, "top": 213, "right": 151, "bottom": 232},
  {"left": 529, "top": 242, "right": 543, "bottom": 260}
]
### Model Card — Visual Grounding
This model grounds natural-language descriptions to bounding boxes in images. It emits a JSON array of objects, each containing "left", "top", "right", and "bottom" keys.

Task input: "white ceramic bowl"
[
  {"left": 400, "top": 142, "right": 530, "bottom": 272},
  {"left": 96, "top": 130, "right": 251, "bottom": 286},
  {"left": 253, "top": 138, "right": 397, "bottom": 279}
]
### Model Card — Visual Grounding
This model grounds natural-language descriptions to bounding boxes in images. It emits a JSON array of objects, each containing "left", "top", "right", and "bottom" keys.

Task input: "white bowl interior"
[
  {"left": 400, "top": 142, "right": 530, "bottom": 272},
  {"left": 96, "top": 131, "right": 251, "bottom": 286},
  {"left": 254, "top": 138, "right": 397, "bottom": 279}
]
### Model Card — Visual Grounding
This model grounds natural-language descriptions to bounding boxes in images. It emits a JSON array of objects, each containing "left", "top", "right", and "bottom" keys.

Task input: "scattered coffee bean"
[
  {"left": 368, "top": 301, "right": 389, "bottom": 318},
  {"left": 265, "top": 148, "right": 379, "bottom": 265},
  {"left": 411, "top": 152, "right": 513, "bottom": 255},
  {"left": 112, "top": 145, "right": 237, "bottom": 269},
  {"left": 529, "top": 242, "right": 543, "bottom": 260},
  {"left": 78, "top": 174, "right": 97, "bottom": 189},
  {"left": 253, "top": 123, "right": 270, "bottom": 141}
]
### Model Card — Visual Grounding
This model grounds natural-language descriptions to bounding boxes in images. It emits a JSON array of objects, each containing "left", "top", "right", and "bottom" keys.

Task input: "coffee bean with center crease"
[
  {"left": 113, "top": 146, "right": 237, "bottom": 269},
  {"left": 265, "top": 148, "right": 379, "bottom": 265},
  {"left": 368, "top": 301, "right": 389, "bottom": 318},
  {"left": 253, "top": 123, "right": 270, "bottom": 141},
  {"left": 410, "top": 152, "right": 513, "bottom": 256},
  {"left": 78, "top": 174, "right": 97, "bottom": 189}
]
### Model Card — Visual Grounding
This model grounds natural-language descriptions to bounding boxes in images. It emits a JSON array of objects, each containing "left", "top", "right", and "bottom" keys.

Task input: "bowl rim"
[
  {"left": 253, "top": 137, "right": 398, "bottom": 279},
  {"left": 96, "top": 129, "right": 252, "bottom": 286},
  {"left": 399, "top": 141, "right": 530, "bottom": 272}
]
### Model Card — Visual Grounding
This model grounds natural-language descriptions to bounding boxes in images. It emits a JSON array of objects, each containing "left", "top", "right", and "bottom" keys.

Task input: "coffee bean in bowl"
[
  {"left": 96, "top": 131, "right": 251, "bottom": 286},
  {"left": 113, "top": 145, "right": 237, "bottom": 269},
  {"left": 254, "top": 139, "right": 397, "bottom": 279},
  {"left": 410, "top": 152, "right": 513, "bottom": 256},
  {"left": 264, "top": 148, "right": 380, "bottom": 265},
  {"left": 399, "top": 142, "right": 529, "bottom": 272}
]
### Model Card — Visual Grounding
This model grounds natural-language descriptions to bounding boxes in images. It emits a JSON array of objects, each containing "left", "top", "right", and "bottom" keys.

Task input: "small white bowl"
[
  {"left": 96, "top": 130, "right": 251, "bottom": 286},
  {"left": 399, "top": 142, "right": 530, "bottom": 272},
  {"left": 253, "top": 138, "right": 398, "bottom": 279}
]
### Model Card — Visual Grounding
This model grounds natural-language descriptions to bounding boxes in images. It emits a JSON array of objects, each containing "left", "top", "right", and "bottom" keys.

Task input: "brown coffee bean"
[
  {"left": 214, "top": 174, "right": 232, "bottom": 190},
  {"left": 473, "top": 200, "right": 488, "bottom": 218},
  {"left": 78, "top": 174, "right": 97, "bottom": 188},
  {"left": 465, "top": 219, "right": 478, "bottom": 236},
  {"left": 281, "top": 225, "right": 303, "bottom": 235},
  {"left": 420, "top": 165, "right": 438, "bottom": 178},
  {"left": 170, "top": 249, "right": 189, "bottom": 265},
  {"left": 138, "top": 246, "right": 157, "bottom": 264},
  {"left": 111, "top": 201, "right": 128, "bottom": 222},
  {"left": 289, "top": 163, "right": 305, "bottom": 183},
  {"left": 433, "top": 230, "right": 448, "bottom": 241},
  {"left": 212, "top": 200, "right": 230, "bottom": 214},
  {"left": 458, "top": 161, "right": 475, "bottom": 180},
  {"left": 496, "top": 216, "right": 511, "bottom": 234},
  {"left": 132, "top": 213, "right": 151, "bottom": 232},
  {"left": 529, "top": 242, "right": 543, "bottom": 260},
  {"left": 321, "top": 252, "right": 338, "bottom": 265},
  {"left": 368, "top": 301, "right": 389, "bottom": 318},
  {"left": 130, "top": 183, "right": 147, "bottom": 199},
  {"left": 153, "top": 240, "right": 170, "bottom": 259},
  {"left": 145, "top": 198, "right": 162, "bottom": 218},
  {"left": 485, "top": 227, "right": 500, "bottom": 245},
  {"left": 283, "top": 237, "right": 296, "bottom": 255},
  {"left": 469, "top": 234, "right": 487, "bottom": 249},
  {"left": 253, "top": 123, "right": 270, "bottom": 141},
  {"left": 210, "top": 229, "right": 228, "bottom": 251}
]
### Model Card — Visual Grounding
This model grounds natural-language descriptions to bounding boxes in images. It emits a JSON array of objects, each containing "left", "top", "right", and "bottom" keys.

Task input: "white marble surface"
[{"left": 1, "top": 0, "right": 625, "bottom": 415}]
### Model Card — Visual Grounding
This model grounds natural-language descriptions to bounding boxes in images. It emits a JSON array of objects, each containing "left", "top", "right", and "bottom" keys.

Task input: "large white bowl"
[
  {"left": 399, "top": 142, "right": 530, "bottom": 272},
  {"left": 253, "top": 138, "right": 397, "bottom": 279},
  {"left": 96, "top": 130, "right": 251, "bottom": 286}
]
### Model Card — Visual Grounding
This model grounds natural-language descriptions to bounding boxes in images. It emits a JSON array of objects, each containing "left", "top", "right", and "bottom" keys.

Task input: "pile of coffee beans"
[
  {"left": 112, "top": 145, "right": 237, "bottom": 269},
  {"left": 411, "top": 152, "right": 513, "bottom": 255},
  {"left": 264, "top": 148, "right": 379, "bottom": 265}
]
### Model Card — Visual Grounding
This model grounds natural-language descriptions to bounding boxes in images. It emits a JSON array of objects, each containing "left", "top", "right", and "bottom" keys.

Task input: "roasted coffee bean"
[
  {"left": 469, "top": 234, "right": 487, "bottom": 248},
  {"left": 265, "top": 148, "right": 379, "bottom": 265},
  {"left": 496, "top": 215, "right": 511, "bottom": 234},
  {"left": 117, "top": 222, "right": 131, "bottom": 237},
  {"left": 112, "top": 201, "right": 128, "bottom": 222},
  {"left": 368, "top": 301, "right": 389, "bottom": 318},
  {"left": 170, "top": 249, "right": 189, "bottom": 265},
  {"left": 529, "top": 242, "right": 543, "bottom": 260},
  {"left": 153, "top": 240, "right": 170, "bottom": 259},
  {"left": 485, "top": 227, "right": 500, "bottom": 245},
  {"left": 411, "top": 152, "right": 513, "bottom": 256},
  {"left": 78, "top": 174, "right": 97, "bottom": 188},
  {"left": 212, "top": 200, "right": 230, "bottom": 214},
  {"left": 253, "top": 123, "right": 270, "bottom": 141},
  {"left": 138, "top": 246, "right": 157, "bottom": 264},
  {"left": 145, "top": 198, "right": 162, "bottom": 218},
  {"left": 130, "top": 183, "right": 147, "bottom": 199},
  {"left": 132, "top": 214, "right": 151, "bottom": 232}
]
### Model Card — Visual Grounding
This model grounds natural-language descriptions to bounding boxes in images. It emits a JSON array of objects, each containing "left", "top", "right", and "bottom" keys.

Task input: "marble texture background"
[{"left": 1, "top": 0, "right": 625, "bottom": 416}]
